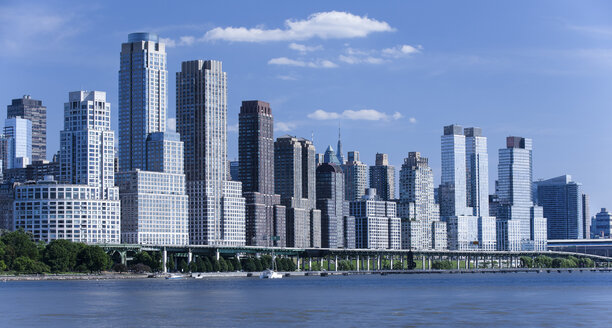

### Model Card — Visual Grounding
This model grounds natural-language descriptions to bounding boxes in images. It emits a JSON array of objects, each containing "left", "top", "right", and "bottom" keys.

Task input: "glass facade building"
[
  {"left": 369, "top": 153, "right": 395, "bottom": 201},
  {"left": 534, "top": 175, "right": 583, "bottom": 240},
  {"left": 7, "top": 95, "right": 46, "bottom": 162},
  {"left": 4, "top": 117, "right": 32, "bottom": 169},
  {"left": 496, "top": 136, "right": 547, "bottom": 250}
]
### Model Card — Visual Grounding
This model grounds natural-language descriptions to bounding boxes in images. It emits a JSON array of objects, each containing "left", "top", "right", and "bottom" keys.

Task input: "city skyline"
[{"left": 1, "top": 1, "right": 612, "bottom": 215}]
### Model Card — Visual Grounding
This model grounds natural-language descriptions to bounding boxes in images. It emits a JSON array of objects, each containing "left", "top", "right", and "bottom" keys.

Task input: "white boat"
[
  {"left": 259, "top": 269, "right": 283, "bottom": 279},
  {"left": 165, "top": 274, "right": 184, "bottom": 280},
  {"left": 191, "top": 273, "right": 205, "bottom": 279}
]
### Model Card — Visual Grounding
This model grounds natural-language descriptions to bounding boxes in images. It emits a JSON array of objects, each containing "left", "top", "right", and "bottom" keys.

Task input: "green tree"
[
  {"left": 167, "top": 254, "right": 175, "bottom": 272},
  {"left": 432, "top": 260, "right": 453, "bottom": 270},
  {"left": 520, "top": 256, "right": 533, "bottom": 268},
  {"left": 0, "top": 260, "right": 7, "bottom": 271},
  {"left": 12, "top": 256, "right": 49, "bottom": 274},
  {"left": 254, "top": 258, "right": 263, "bottom": 271},
  {"left": 112, "top": 263, "right": 127, "bottom": 272},
  {"left": 1, "top": 230, "right": 40, "bottom": 269},
  {"left": 260, "top": 255, "right": 272, "bottom": 270},
  {"left": 179, "top": 259, "right": 189, "bottom": 273},
  {"left": 242, "top": 258, "right": 256, "bottom": 272},
  {"left": 188, "top": 261, "right": 198, "bottom": 272},
  {"left": 195, "top": 257, "right": 205, "bottom": 272},
  {"left": 218, "top": 257, "right": 228, "bottom": 272},
  {"left": 231, "top": 258, "right": 242, "bottom": 271},
  {"left": 534, "top": 255, "right": 553, "bottom": 268},
  {"left": 76, "top": 245, "right": 111, "bottom": 272},
  {"left": 579, "top": 258, "right": 595, "bottom": 268},
  {"left": 211, "top": 257, "right": 220, "bottom": 272},
  {"left": 283, "top": 258, "right": 296, "bottom": 271},
  {"left": 43, "top": 239, "right": 82, "bottom": 272},
  {"left": 203, "top": 257, "right": 213, "bottom": 272},
  {"left": 227, "top": 260, "right": 234, "bottom": 272}
]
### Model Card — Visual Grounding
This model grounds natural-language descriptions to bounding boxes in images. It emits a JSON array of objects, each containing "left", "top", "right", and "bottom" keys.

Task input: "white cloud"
[
  {"left": 308, "top": 109, "right": 403, "bottom": 121},
  {"left": 227, "top": 123, "right": 238, "bottom": 132},
  {"left": 382, "top": 44, "right": 423, "bottom": 58},
  {"left": 409, "top": 117, "right": 417, "bottom": 123},
  {"left": 203, "top": 11, "right": 394, "bottom": 42},
  {"left": 338, "top": 54, "right": 385, "bottom": 65},
  {"left": 268, "top": 57, "right": 337, "bottom": 68},
  {"left": 289, "top": 42, "right": 323, "bottom": 53},
  {"left": 277, "top": 74, "right": 299, "bottom": 81},
  {"left": 167, "top": 118, "right": 176, "bottom": 132},
  {"left": 161, "top": 35, "right": 196, "bottom": 47},
  {"left": 275, "top": 122, "right": 297, "bottom": 132},
  {"left": 308, "top": 109, "right": 341, "bottom": 120}
]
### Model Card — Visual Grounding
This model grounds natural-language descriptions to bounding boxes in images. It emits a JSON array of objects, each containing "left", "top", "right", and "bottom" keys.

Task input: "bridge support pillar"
[
  {"left": 188, "top": 249, "right": 192, "bottom": 264},
  {"left": 377, "top": 255, "right": 381, "bottom": 271},
  {"left": 320, "top": 257, "right": 324, "bottom": 271},
  {"left": 335, "top": 255, "right": 338, "bottom": 271},
  {"left": 216, "top": 250, "right": 220, "bottom": 261},
  {"left": 422, "top": 256, "right": 425, "bottom": 270},
  {"left": 308, "top": 258, "right": 312, "bottom": 271},
  {"left": 390, "top": 256, "right": 394, "bottom": 270},
  {"left": 367, "top": 256, "right": 370, "bottom": 271},
  {"left": 457, "top": 256, "right": 460, "bottom": 270},
  {"left": 466, "top": 256, "right": 469, "bottom": 269},
  {"left": 400, "top": 255, "right": 404, "bottom": 270},
  {"left": 119, "top": 251, "right": 127, "bottom": 266},
  {"left": 162, "top": 247, "right": 167, "bottom": 273},
  {"left": 428, "top": 257, "right": 432, "bottom": 270},
  {"left": 356, "top": 255, "right": 360, "bottom": 271}
]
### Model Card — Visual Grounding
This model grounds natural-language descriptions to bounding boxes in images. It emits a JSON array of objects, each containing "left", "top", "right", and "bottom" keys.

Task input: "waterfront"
[{"left": 1, "top": 273, "right": 612, "bottom": 327}]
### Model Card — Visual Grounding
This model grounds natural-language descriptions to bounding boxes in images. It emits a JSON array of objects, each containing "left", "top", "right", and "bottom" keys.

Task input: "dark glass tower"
[{"left": 7, "top": 95, "right": 46, "bottom": 161}]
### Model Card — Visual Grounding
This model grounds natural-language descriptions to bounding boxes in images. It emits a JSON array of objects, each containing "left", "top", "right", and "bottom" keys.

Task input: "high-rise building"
[
  {"left": 323, "top": 145, "right": 341, "bottom": 165},
  {"left": 238, "top": 100, "right": 285, "bottom": 246},
  {"left": 534, "top": 175, "right": 583, "bottom": 240},
  {"left": 369, "top": 153, "right": 395, "bottom": 201},
  {"left": 398, "top": 152, "right": 446, "bottom": 250},
  {"left": 7, "top": 95, "right": 46, "bottom": 161},
  {"left": 274, "top": 135, "right": 321, "bottom": 248},
  {"left": 4, "top": 117, "right": 32, "bottom": 169},
  {"left": 593, "top": 208, "right": 612, "bottom": 238},
  {"left": 176, "top": 59, "right": 245, "bottom": 246},
  {"left": 343, "top": 151, "right": 368, "bottom": 201},
  {"left": 439, "top": 125, "right": 495, "bottom": 250},
  {"left": 582, "top": 194, "right": 590, "bottom": 239},
  {"left": 117, "top": 33, "right": 189, "bottom": 246},
  {"left": 316, "top": 163, "right": 345, "bottom": 248},
  {"left": 350, "top": 188, "right": 401, "bottom": 249},
  {"left": 496, "top": 136, "right": 547, "bottom": 250},
  {"left": 118, "top": 32, "right": 167, "bottom": 172},
  {"left": 13, "top": 91, "right": 120, "bottom": 244}
]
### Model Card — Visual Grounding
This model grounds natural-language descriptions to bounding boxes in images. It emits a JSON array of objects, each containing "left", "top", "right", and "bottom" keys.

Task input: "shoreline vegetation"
[{"left": 0, "top": 230, "right": 601, "bottom": 280}]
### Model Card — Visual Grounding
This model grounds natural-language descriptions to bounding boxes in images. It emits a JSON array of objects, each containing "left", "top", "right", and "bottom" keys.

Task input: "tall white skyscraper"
[
  {"left": 14, "top": 91, "right": 120, "bottom": 244},
  {"left": 342, "top": 151, "right": 368, "bottom": 201},
  {"left": 440, "top": 125, "right": 495, "bottom": 250},
  {"left": 117, "top": 33, "right": 188, "bottom": 246},
  {"left": 496, "top": 136, "right": 547, "bottom": 251},
  {"left": 177, "top": 60, "right": 245, "bottom": 246}
]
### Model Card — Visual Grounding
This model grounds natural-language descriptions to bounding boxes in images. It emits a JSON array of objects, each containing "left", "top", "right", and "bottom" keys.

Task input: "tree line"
[{"left": 0, "top": 230, "right": 111, "bottom": 274}]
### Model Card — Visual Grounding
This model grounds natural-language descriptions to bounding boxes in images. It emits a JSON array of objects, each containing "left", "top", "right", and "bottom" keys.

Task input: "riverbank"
[{"left": 3, "top": 267, "right": 612, "bottom": 281}]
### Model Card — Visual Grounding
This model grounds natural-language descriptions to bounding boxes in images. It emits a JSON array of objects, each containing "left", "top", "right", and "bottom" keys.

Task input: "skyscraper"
[
  {"left": 323, "top": 145, "right": 341, "bottom": 165},
  {"left": 398, "top": 152, "right": 446, "bottom": 250},
  {"left": 593, "top": 208, "right": 612, "bottom": 238},
  {"left": 316, "top": 163, "right": 345, "bottom": 248},
  {"left": 369, "top": 153, "right": 395, "bottom": 201},
  {"left": 336, "top": 127, "right": 345, "bottom": 164},
  {"left": 439, "top": 125, "right": 495, "bottom": 250},
  {"left": 238, "top": 100, "right": 285, "bottom": 246},
  {"left": 274, "top": 135, "right": 321, "bottom": 248},
  {"left": 4, "top": 117, "right": 32, "bottom": 169},
  {"left": 343, "top": 151, "right": 368, "bottom": 201},
  {"left": 534, "top": 175, "right": 583, "bottom": 240},
  {"left": 117, "top": 33, "right": 189, "bottom": 246},
  {"left": 496, "top": 136, "right": 547, "bottom": 250},
  {"left": 14, "top": 91, "right": 120, "bottom": 244},
  {"left": 7, "top": 95, "right": 46, "bottom": 161},
  {"left": 119, "top": 32, "right": 167, "bottom": 172},
  {"left": 176, "top": 60, "right": 245, "bottom": 246},
  {"left": 582, "top": 194, "right": 590, "bottom": 239}
]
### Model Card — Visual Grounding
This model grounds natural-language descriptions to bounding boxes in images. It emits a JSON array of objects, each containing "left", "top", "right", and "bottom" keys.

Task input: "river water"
[{"left": 1, "top": 272, "right": 611, "bottom": 327}]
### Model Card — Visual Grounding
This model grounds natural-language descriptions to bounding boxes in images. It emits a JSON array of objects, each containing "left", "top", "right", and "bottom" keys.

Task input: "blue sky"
[{"left": 1, "top": 1, "right": 612, "bottom": 213}]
